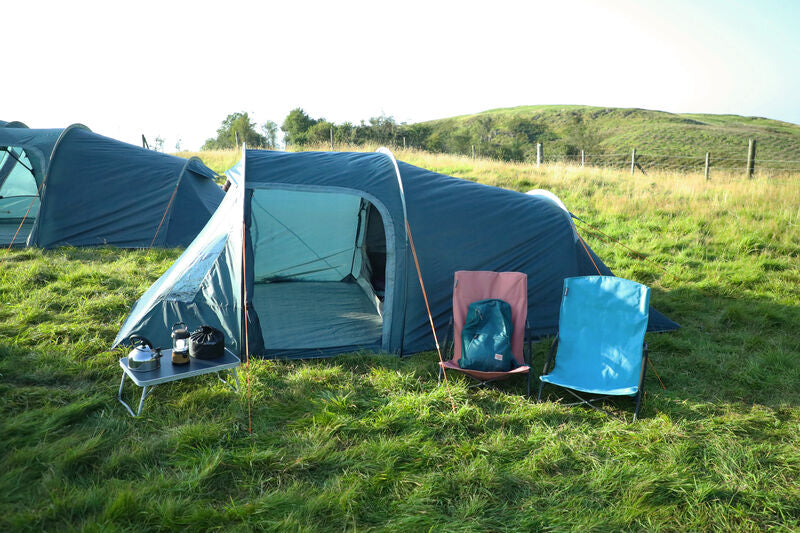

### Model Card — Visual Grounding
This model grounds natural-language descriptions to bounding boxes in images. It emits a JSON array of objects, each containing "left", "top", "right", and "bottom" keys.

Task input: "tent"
[
  {"left": 114, "top": 147, "right": 678, "bottom": 359},
  {"left": 0, "top": 124, "right": 223, "bottom": 247},
  {"left": 0, "top": 120, "right": 29, "bottom": 129}
]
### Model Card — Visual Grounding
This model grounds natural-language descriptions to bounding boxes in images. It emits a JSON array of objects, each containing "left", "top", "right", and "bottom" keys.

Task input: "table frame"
[{"left": 118, "top": 348, "right": 240, "bottom": 417}]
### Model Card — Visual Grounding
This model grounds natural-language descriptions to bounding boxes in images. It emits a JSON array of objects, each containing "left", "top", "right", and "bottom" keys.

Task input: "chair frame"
[
  {"left": 537, "top": 335, "right": 649, "bottom": 421},
  {"left": 439, "top": 317, "right": 534, "bottom": 398}
]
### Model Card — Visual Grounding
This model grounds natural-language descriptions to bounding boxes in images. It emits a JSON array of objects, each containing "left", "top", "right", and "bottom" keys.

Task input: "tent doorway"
[
  {"left": 0, "top": 146, "right": 39, "bottom": 246},
  {"left": 249, "top": 188, "right": 391, "bottom": 356}
]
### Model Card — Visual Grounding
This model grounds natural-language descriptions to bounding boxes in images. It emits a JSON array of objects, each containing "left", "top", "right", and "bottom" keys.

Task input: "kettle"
[{"left": 127, "top": 335, "right": 162, "bottom": 372}]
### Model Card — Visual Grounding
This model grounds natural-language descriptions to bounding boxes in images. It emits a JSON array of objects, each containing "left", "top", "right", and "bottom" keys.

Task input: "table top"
[{"left": 120, "top": 348, "right": 240, "bottom": 387}]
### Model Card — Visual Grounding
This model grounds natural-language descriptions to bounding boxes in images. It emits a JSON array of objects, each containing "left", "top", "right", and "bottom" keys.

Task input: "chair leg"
[
  {"left": 633, "top": 343, "right": 649, "bottom": 422},
  {"left": 527, "top": 371, "right": 531, "bottom": 399},
  {"left": 633, "top": 390, "right": 643, "bottom": 422},
  {"left": 537, "top": 336, "right": 558, "bottom": 402}
]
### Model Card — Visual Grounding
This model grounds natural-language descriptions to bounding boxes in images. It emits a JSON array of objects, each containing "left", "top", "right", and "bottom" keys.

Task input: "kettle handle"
[{"left": 128, "top": 335, "right": 153, "bottom": 349}]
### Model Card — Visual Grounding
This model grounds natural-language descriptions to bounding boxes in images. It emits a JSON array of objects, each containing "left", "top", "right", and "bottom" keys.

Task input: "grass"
[
  {"left": 175, "top": 148, "right": 241, "bottom": 177},
  {"left": 2, "top": 150, "right": 800, "bottom": 531}
]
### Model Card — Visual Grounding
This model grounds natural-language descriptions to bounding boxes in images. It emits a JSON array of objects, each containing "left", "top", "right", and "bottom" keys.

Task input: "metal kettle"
[{"left": 127, "top": 335, "right": 162, "bottom": 372}]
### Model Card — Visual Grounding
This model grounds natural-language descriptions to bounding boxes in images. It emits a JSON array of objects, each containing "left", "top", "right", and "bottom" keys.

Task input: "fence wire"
[{"left": 528, "top": 151, "right": 800, "bottom": 176}]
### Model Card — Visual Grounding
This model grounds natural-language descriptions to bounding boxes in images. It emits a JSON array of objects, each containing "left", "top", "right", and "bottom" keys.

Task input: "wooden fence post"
[
  {"left": 235, "top": 131, "right": 239, "bottom": 149},
  {"left": 704, "top": 152, "right": 710, "bottom": 181},
  {"left": 580, "top": 149, "right": 585, "bottom": 167},
  {"left": 536, "top": 143, "right": 543, "bottom": 167},
  {"left": 330, "top": 128, "right": 334, "bottom": 151},
  {"left": 471, "top": 145, "right": 475, "bottom": 160},
  {"left": 747, "top": 139, "right": 756, "bottom": 178},
  {"left": 403, "top": 136, "right": 406, "bottom": 149},
  {"left": 630, "top": 148, "right": 637, "bottom": 175}
]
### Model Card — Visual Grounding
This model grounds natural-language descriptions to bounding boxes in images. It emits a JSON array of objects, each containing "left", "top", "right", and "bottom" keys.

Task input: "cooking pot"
[
  {"left": 189, "top": 326, "right": 225, "bottom": 360},
  {"left": 127, "top": 335, "right": 162, "bottom": 372}
]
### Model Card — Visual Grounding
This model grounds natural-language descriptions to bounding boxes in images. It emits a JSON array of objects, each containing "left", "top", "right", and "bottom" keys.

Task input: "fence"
[
  {"left": 307, "top": 129, "right": 800, "bottom": 179},
  {"left": 521, "top": 139, "right": 800, "bottom": 179}
]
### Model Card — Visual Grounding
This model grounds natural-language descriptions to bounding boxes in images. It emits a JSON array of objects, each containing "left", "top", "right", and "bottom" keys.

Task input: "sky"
[{"left": 3, "top": 0, "right": 799, "bottom": 150}]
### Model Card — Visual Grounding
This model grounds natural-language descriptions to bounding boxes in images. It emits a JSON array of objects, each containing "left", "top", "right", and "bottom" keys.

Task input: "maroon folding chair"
[{"left": 439, "top": 271, "right": 533, "bottom": 396}]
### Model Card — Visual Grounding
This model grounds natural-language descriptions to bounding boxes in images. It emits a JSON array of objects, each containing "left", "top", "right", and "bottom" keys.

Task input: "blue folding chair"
[{"left": 537, "top": 276, "right": 650, "bottom": 421}]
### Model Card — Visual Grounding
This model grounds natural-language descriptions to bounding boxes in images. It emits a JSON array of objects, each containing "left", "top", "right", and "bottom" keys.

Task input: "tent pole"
[
  {"left": 242, "top": 221, "right": 252, "bottom": 434},
  {"left": 376, "top": 147, "right": 410, "bottom": 357},
  {"left": 240, "top": 144, "right": 252, "bottom": 434}
]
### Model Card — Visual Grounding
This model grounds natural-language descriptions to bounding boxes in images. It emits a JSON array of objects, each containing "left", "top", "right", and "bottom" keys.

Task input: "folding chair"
[
  {"left": 537, "top": 276, "right": 650, "bottom": 421},
  {"left": 439, "top": 271, "right": 532, "bottom": 396}
]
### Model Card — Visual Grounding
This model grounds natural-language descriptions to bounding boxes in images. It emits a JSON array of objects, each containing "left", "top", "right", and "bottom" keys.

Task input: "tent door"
[
  {"left": 0, "top": 146, "right": 39, "bottom": 246},
  {"left": 248, "top": 187, "right": 391, "bottom": 358}
]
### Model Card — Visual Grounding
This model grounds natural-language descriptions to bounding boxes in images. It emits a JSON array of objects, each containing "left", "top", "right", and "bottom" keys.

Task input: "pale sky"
[{"left": 3, "top": 0, "right": 799, "bottom": 150}]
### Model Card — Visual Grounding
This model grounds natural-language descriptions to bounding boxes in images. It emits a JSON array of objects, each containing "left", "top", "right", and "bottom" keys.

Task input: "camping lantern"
[{"left": 171, "top": 322, "right": 190, "bottom": 365}]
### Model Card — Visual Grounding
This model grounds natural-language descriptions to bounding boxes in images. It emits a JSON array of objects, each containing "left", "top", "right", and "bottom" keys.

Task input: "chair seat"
[
  {"left": 539, "top": 370, "right": 639, "bottom": 396},
  {"left": 440, "top": 360, "right": 530, "bottom": 381}
]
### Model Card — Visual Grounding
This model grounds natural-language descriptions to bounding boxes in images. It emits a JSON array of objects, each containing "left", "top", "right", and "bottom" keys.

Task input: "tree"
[
  {"left": 305, "top": 120, "right": 335, "bottom": 145},
  {"left": 281, "top": 108, "right": 318, "bottom": 146},
  {"left": 365, "top": 115, "right": 398, "bottom": 144},
  {"left": 154, "top": 136, "right": 165, "bottom": 152},
  {"left": 260, "top": 121, "right": 279, "bottom": 149},
  {"left": 202, "top": 112, "right": 267, "bottom": 150}
]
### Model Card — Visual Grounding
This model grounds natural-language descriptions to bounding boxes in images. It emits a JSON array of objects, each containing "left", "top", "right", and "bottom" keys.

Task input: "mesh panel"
[
  {"left": 250, "top": 189, "right": 362, "bottom": 282},
  {"left": 0, "top": 148, "right": 39, "bottom": 220}
]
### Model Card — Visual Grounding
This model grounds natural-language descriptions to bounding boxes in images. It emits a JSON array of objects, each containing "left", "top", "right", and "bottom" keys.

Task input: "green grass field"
[{"left": 2, "top": 151, "right": 799, "bottom": 531}]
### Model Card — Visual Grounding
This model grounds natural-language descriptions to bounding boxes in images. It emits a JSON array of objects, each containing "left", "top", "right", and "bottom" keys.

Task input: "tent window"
[
  {"left": 249, "top": 188, "right": 388, "bottom": 354},
  {"left": 0, "top": 146, "right": 39, "bottom": 245}
]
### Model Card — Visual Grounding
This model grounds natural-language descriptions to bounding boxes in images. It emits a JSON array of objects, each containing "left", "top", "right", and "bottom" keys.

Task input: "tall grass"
[{"left": 2, "top": 149, "right": 799, "bottom": 531}]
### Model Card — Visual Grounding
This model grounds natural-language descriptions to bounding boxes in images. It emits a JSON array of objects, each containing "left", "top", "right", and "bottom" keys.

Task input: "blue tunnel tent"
[
  {"left": 0, "top": 124, "right": 223, "bottom": 247},
  {"left": 0, "top": 120, "right": 29, "bottom": 128},
  {"left": 114, "top": 148, "right": 679, "bottom": 359}
]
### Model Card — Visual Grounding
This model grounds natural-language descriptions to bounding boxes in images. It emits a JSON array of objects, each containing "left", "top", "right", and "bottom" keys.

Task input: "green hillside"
[{"left": 412, "top": 105, "right": 800, "bottom": 170}]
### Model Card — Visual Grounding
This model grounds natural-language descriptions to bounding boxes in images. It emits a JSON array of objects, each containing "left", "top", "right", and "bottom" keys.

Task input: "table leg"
[
  {"left": 217, "top": 368, "right": 240, "bottom": 392},
  {"left": 118, "top": 372, "right": 137, "bottom": 417},
  {"left": 136, "top": 385, "right": 151, "bottom": 417},
  {"left": 118, "top": 372, "right": 154, "bottom": 418}
]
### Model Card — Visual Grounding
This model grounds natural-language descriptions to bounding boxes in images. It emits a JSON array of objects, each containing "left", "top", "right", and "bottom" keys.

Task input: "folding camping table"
[{"left": 118, "top": 348, "right": 240, "bottom": 417}]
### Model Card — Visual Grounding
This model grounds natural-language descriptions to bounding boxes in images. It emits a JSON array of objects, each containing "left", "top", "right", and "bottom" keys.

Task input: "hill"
[{"left": 411, "top": 105, "right": 800, "bottom": 170}]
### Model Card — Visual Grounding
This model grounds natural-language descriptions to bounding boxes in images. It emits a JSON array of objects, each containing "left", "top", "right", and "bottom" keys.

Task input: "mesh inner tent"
[
  {"left": 0, "top": 147, "right": 39, "bottom": 244},
  {"left": 248, "top": 188, "right": 388, "bottom": 355}
]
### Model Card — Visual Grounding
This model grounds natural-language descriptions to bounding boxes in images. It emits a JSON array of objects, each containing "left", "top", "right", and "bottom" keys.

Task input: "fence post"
[
  {"left": 746, "top": 139, "right": 756, "bottom": 178},
  {"left": 704, "top": 152, "right": 710, "bottom": 181},
  {"left": 630, "top": 148, "right": 637, "bottom": 175},
  {"left": 580, "top": 150, "right": 585, "bottom": 167},
  {"left": 141, "top": 135, "right": 149, "bottom": 149},
  {"left": 471, "top": 145, "right": 475, "bottom": 160},
  {"left": 403, "top": 136, "right": 406, "bottom": 149},
  {"left": 536, "top": 143, "right": 543, "bottom": 167},
  {"left": 330, "top": 128, "right": 334, "bottom": 151}
]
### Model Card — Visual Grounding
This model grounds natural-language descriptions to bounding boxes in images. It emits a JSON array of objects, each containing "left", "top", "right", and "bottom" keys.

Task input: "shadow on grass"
[
  {"left": 247, "top": 284, "right": 799, "bottom": 424},
  {"left": 45, "top": 246, "right": 183, "bottom": 263},
  {"left": 492, "top": 285, "right": 800, "bottom": 419}
]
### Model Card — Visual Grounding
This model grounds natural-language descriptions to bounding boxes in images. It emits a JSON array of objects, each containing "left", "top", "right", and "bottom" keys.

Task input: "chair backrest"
[
  {"left": 556, "top": 276, "right": 650, "bottom": 391},
  {"left": 452, "top": 271, "right": 527, "bottom": 365}
]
